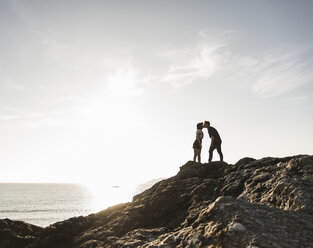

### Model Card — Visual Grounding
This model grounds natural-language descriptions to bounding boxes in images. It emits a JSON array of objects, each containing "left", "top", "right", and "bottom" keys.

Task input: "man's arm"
[{"left": 208, "top": 127, "right": 212, "bottom": 138}]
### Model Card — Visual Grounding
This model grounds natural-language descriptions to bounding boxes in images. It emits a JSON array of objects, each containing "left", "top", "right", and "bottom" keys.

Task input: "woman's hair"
[{"left": 197, "top": 122, "right": 203, "bottom": 129}]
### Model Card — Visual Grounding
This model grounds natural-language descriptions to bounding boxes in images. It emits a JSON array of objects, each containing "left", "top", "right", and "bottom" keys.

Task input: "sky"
[{"left": 0, "top": 0, "right": 313, "bottom": 189}]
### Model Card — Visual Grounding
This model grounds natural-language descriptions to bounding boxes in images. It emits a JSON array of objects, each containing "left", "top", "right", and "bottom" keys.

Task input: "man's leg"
[
  {"left": 217, "top": 144, "right": 223, "bottom": 162},
  {"left": 209, "top": 146, "right": 214, "bottom": 162}
]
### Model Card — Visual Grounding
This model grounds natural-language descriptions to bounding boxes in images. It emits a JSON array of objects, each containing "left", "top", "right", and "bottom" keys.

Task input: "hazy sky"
[{"left": 1, "top": 0, "right": 313, "bottom": 187}]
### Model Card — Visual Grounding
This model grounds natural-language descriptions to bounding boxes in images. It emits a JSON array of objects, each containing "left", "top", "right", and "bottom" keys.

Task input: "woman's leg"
[
  {"left": 194, "top": 149, "right": 202, "bottom": 162},
  {"left": 197, "top": 149, "right": 201, "bottom": 163}
]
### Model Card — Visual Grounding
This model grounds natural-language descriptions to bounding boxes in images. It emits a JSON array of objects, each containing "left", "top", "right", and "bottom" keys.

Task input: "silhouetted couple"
[{"left": 193, "top": 121, "right": 223, "bottom": 163}]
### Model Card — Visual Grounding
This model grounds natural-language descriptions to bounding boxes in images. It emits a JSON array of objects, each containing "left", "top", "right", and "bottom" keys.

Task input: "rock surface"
[
  {"left": 1, "top": 155, "right": 313, "bottom": 248},
  {"left": 0, "top": 219, "right": 41, "bottom": 248}
]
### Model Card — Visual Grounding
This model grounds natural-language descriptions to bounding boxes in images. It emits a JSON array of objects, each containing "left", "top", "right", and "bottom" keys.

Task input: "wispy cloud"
[
  {"left": 217, "top": 49, "right": 313, "bottom": 98},
  {"left": 0, "top": 112, "right": 43, "bottom": 126},
  {"left": 0, "top": 66, "right": 25, "bottom": 91},
  {"left": 0, "top": 107, "right": 84, "bottom": 129},
  {"left": 0, "top": 115, "right": 18, "bottom": 121},
  {"left": 161, "top": 45, "right": 217, "bottom": 88},
  {"left": 158, "top": 28, "right": 313, "bottom": 99},
  {"left": 160, "top": 29, "right": 233, "bottom": 88},
  {"left": 9, "top": 0, "right": 86, "bottom": 70},
  {"left": 250, "top": 54, "right": 313, "bottom": 97},
  {"left": 1, "top": 81, "right": 25, "bottom": 91}
]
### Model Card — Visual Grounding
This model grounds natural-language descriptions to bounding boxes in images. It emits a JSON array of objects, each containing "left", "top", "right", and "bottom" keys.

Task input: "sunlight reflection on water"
[
  {"left": 85, "top": 183, "right": 136, "bottom": 213},
  {"left": 0, "top": 183, "right": 136, "bottom": 227}
]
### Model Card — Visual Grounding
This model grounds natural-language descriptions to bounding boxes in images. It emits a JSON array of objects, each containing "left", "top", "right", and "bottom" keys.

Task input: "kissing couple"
[{"left": 193, "top": 121, "right": 223, "bottom": 163}]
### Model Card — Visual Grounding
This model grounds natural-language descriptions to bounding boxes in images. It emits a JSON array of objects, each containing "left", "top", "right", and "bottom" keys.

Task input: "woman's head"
[{"left": 197, "top": 122, "right": 203, "bottom": 129}]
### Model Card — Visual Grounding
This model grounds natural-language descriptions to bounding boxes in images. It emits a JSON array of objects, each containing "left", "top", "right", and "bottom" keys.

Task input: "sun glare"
[
  {"left": 106, "top": 66, "right": 141, "bottom": 97},
  {"left": 83, "top": 182, "right": 136, "bottom": 212}
]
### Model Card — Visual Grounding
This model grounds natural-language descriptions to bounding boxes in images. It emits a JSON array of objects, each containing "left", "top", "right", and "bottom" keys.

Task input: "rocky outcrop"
[
  {"left": 135, "top": 178, "right": 166, "bottom": 195},
  {"left": 0, "top": 219, "right": 42, "bottom": 248},
  {"left": 1, "top": 155, "right": 313, "bottom": 248}
]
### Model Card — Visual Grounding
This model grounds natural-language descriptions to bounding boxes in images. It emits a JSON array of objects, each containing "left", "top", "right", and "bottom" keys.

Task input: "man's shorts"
[{"left": 210, "top": 140, "right": 222, "bottom": 150}]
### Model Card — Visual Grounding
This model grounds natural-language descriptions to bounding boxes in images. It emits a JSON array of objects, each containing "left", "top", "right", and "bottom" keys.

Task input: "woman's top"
[{"left": 196, "top": 129, "right": 204, "bottom": 141}]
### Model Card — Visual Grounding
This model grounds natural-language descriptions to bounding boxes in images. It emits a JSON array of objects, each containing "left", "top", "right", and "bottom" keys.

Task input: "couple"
[{"left": 193, "top": 121, "right": 223, "bottom": 163}]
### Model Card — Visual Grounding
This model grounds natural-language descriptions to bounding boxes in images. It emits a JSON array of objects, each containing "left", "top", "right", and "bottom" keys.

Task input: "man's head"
[{"left": 204, "top": 121, "right": 210, "bottom": 128}]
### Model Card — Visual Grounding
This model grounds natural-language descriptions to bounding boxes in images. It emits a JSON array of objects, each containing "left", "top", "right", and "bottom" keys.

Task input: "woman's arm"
[{"left": 196, "top": 133, "right": 202, "bottom": 147}]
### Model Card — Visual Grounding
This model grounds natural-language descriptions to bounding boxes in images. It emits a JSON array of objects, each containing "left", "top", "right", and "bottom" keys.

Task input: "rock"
[
  {"left": 0, "top": 219, "right": 42, "bottom": 248},
  {"left": 228, "top": 222, "right": 246, "bottom": 232},
  {"left": 234, "top": 157, "right": 256, "bottom": 167},
  {"left": 135, "top": 178, "right": 167, "bottom": 194},
  {"left": 1, "top": 155, "right": 313, "bottom": 247}
]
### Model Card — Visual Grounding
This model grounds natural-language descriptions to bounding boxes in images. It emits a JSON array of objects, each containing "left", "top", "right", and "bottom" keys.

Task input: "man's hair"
[
  {"left": 204, "top": 121, "right": 210, "bottom": 126},
  {"left": 197, "top": 122, "right": 203, "bottom": 129}
]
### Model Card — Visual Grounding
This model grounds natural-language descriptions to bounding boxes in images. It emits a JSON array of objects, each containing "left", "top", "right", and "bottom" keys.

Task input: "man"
[{"left": 203, "top": 121, "right": 223, "bottom": 162}]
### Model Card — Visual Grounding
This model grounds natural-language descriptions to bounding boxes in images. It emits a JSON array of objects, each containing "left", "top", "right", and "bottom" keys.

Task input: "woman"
[{"left": 193, "top": 122, "right": 204, "bottom": 163}]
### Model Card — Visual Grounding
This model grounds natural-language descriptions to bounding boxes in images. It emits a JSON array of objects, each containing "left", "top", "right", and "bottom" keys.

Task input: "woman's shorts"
[{"left": 193, "top": 140, "right": 202, "bottom": 150}]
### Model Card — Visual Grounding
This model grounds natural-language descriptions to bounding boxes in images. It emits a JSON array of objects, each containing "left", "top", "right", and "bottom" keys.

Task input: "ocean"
[{"left": 0, "top": 183, "right": 133, "bottom": 227}]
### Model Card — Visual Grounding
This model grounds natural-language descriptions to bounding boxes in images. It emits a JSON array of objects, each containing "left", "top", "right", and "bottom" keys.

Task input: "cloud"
[
  {"left": 250, "top": 54, "right": 313, "bottom": 98},
  {"left": 0, "top": 112, "right": 43, "bottom": 130},
  {"left": 0, "top": 115, "right": 18, "bottom": 121},
  {"left": 0, "top": 107, "right": 23, "bottom": 122},
  {"left": 160, "top": 30, "right": 232, "bottom": 88},
  {"left": 0, "top": 66, "right": 25, "bottom": 91},
  {"left": 55, "top": 95, "right": 85, "bottom": 103},
  {"left": 0, "top": 112, "right": 43, "bottom": 122},
  {"left": 283, "top": 95, "right": 312, "bottom": 107},
  {"left": 106, "top": 62, "right": 145, "bottom": 98},
  {"left": 22, "top": 118, "right": 72, "bottom": 129},
  {"left": 0, "top": 107, "right": 83, "bottom": 129},
  {"left": 217, "top": 49, "right": 313, "bottom": 98},
  {"left": 1, "top": 81, "right": 25, "bottom": 91},
  {"left": 159, "top": 28, "right": 313, "bottom": 99},
  {"left": 162, "top": 45, "right": 217, "bottom": 88}
]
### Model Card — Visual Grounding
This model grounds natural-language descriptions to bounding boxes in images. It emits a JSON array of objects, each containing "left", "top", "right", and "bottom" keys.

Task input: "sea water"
[{"left": 0, "top": 183, "right": 132, "bottom": 227}]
